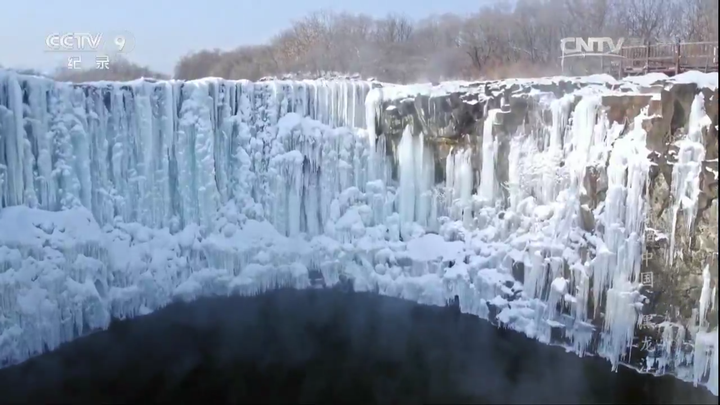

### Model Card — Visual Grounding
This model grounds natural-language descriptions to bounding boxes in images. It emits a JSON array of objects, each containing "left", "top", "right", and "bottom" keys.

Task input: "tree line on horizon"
[{"left": 4, "top": 0, "right": 718, "bottom": 83}]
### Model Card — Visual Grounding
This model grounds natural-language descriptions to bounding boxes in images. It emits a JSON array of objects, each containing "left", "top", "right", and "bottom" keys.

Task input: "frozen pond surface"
[{"left": 0, "top": 287, "right": 716, "bottom": 404}]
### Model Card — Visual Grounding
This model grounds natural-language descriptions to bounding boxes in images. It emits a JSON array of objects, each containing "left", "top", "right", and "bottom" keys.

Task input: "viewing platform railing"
[{"left": 615, "top": 41, "right": 718, "bottom": 77}]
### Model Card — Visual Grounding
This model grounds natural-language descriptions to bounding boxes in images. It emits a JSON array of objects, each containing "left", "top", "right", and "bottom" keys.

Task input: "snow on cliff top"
[
  {"left": 670, "top": 71, "right": 718, "bottom": 88},
  {"left": 1, "top": 67, "right": 716, "bottom": 99},
  {"left": 371, "top": 71, "right": 718, "bottom": 102}
]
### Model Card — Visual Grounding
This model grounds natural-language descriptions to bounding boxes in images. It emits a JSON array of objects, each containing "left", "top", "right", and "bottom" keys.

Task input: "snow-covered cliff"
[{"left": 0, "top": 70, "right": 717, "bottom": 395}]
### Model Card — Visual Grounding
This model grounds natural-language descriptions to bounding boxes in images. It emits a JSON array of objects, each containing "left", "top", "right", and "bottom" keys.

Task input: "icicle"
[
  {"left": 539, "top": 96, "right": 571, "bottom": 204},
  {"left": 454, "top": 148, "right": 473, "bottom": 222},
  {"left": 597, "top": 111, "right": 652, "bottom": 369},
  {"left": 507, "top": 137, "right": 522, "bottom": 210},
  {"left": 445, "top": 146, "right": 455, "bottom": 212},
  {"left": 365, "top": 88, "right": 382, "bottom": 181},
  {"left": 668, "top": 93, "right": 709, "bottom": 265},
  {"left": 3, "top": 73, "right": 26, "bottom": 206},
  {"left": 565, "top": 96, "right": 602, "bottom": 192},
  {"left": 478, "top": 109, "right": 499, "bottom": 202},
  {"left": 1, "top": 71, "right": 719, "bottom": 398},
  {"left": 398, "top": 125, "right": 416, "bottom": 230}
]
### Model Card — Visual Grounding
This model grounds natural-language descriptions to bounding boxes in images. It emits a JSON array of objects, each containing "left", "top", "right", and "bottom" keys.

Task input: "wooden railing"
[{"left": 615, "top": 41, "right": 718, "bottom": 77}]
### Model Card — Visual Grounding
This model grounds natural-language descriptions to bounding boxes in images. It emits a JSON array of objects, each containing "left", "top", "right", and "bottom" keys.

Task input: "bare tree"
[
  {"left": 207, "top": 45, "right": 279, "bottom": 81},
  {"left": 372, "top": 14, "right": 414, "bottom": 44},
  {"left": 460, "top": 5, "right": 514, "bottom": 74},
  {"left": 564, "top": 0, "right": 613, "bottom": 36},
  {"left": 614, "top": 0, "right": 675, "bottom": 43},
  {"left": 678, "top": 0, "right": 719, "bottom": 41},
  {"left": 411, "top": 14, "right": 473, "bottom": 80},
  {"left": 167, "top": 3, "right": 716, "bottom": 83},
  {"left": 174, "top": 49, "right": 226, "bottom": 80}
]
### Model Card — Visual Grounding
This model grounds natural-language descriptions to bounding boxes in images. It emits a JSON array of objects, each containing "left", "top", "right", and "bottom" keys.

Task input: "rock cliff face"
[
  {"left": 0, "top": 70, "right": 717, "bottom": 395},
  {"left": 366, "top": 72, "right": 718, "bottom": 391}
]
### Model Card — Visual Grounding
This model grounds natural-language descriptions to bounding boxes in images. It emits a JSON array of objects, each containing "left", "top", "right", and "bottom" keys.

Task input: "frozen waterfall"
[
  {"left": 0, "top": 70, "right": 717, "bottom": 396},
  {"left": 0, "top": 75, "right": 373, "bottom": 230}
]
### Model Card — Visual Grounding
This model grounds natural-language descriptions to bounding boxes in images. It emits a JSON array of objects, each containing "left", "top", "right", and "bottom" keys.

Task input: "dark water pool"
[{"left": 0, "top": 288, "right": 715, "bottom": 404}]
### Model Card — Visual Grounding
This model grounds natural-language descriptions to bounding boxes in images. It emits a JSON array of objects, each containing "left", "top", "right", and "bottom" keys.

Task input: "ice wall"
[
  {"left": 0, "top": 74, "right": 373, "bottom": 230},
  {"left": 361, "top": 74, "right": 718, "bottom": 395},
  {"left": 0, "top": 70, "right": 717, "bottom": 395}
]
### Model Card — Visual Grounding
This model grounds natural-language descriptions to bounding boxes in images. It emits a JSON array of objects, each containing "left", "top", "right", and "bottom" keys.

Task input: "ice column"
[
  {"left": 445, "top": 147, "right": 473, "bottom": 220},
  {"left": 478, "top": 109, "right": 499, "bottom": 202},
  {"left": 365, "top": 88, "right": 383, "bottom": 182},
  {"left": 668, "top": 93, "right": 709, "bottom": 265},
  {"left": 692, "top": 264, "right": 718, "bottom": 395},
  {"left": 1, "top": 74, "right": 26, "bottom": 207},
  {"left": 507, "top": 138, "right": 522, "bottom": 210},
  {"left": 415, "top": 129, "right": 435, "bottom": 227},
  {"left": 565, "top": 96, "right": 602, "bottom": 192},
  {"left": 0, "top": 74, "right": 377, "bottom": 218},
  {"left": 597, "top": 112, "right": 652, "bottom": 370},
  {"left": 540, "top": 97, "right": 572, "bottom": 203},
  {"left": 398, "top": 125, "right": 416, "bottom": 228}
]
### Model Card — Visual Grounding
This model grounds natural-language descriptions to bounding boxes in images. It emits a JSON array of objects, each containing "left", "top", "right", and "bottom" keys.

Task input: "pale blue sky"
[{"left": 1, "top": 0, "right": 489, "bottom": 75}]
